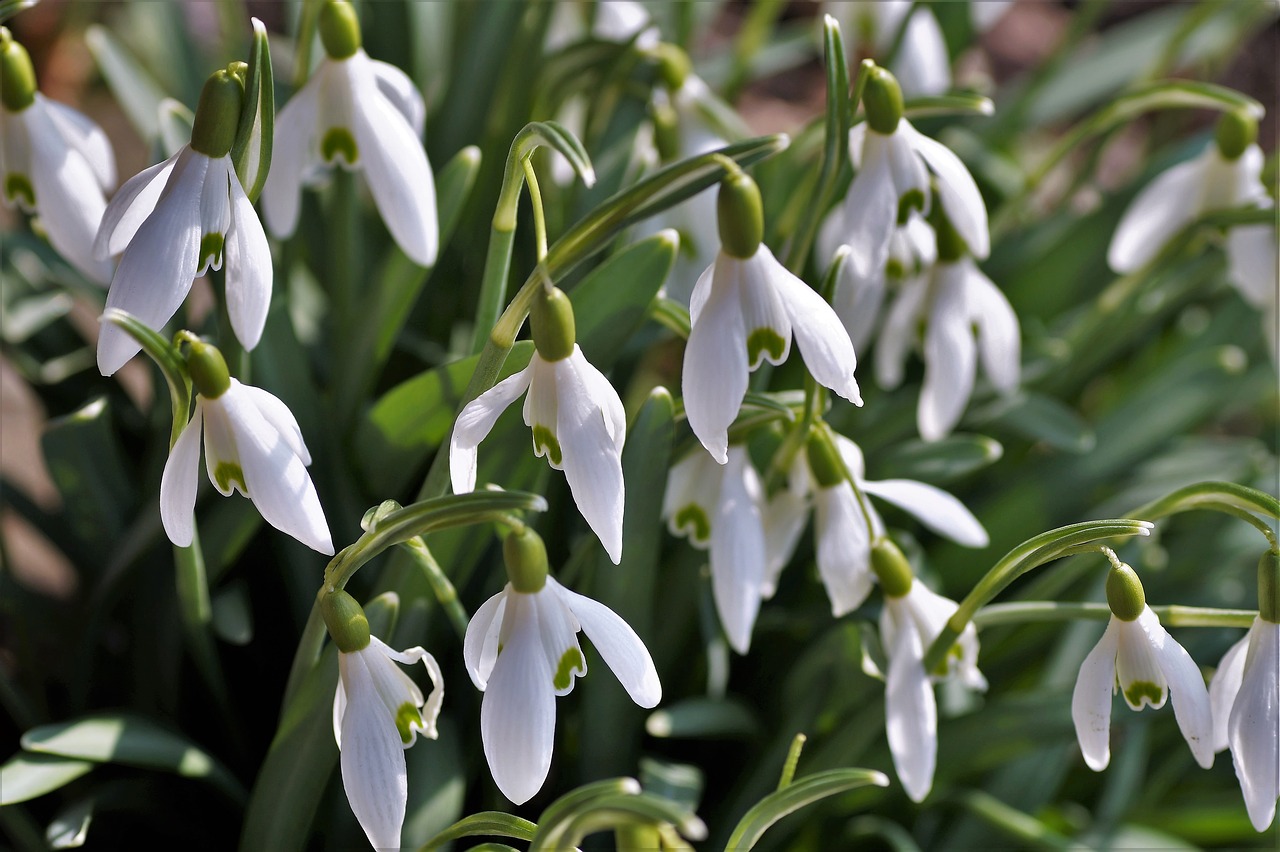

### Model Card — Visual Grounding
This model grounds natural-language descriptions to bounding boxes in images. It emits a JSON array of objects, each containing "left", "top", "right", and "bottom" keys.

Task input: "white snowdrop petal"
[
  {"left": 963, "top": 262, "right": 1021, "bottom": 394},
  {"left": 688, "top": 261, "right": 716, "bottom": 326},
  {"left": 197, "top": 157, "right": 232, "bottom": 272},
  {"left": 733, "top": 253, "right": 792, "bottom": 368},
  {"left": 1072, "top": 618, "right": 1120, "bottom": 772},
  {"left": 481, "top": 596, "right": 557, "bottom": 805},
  {"left": 906, "top": 125, "right": 989, "bottom": 259},
  {"left": 234, "top": 385, "right": 310, "bottom": 464},
  {"left": 1226, "top": 221, "right": 1279, "bottom": 310},
  {"left": 351, "top": 63, "right": 439, "bottom": 266},
  {"left": 338, "top": 653, "right": 408, "bottom": 850},
  {"left": 223, "top": 166, "right": 273, "bottom": 351},
  {"left": 683, "top": 265, "right": 749, "bottom": 465},
  {"left": 846, "top": 123, "right": 868, "bottom": 170},
  {"left": 813, "top": 483, "right": 873, "bottom": 617},
  {"left": 918, "top": 268, "right": 975, "bottom": 441},
  {"left": 43, "top": 97, "right": 116, "bottom": 189},
  {"left": 570, "top": 348, "right": 626, "bottom": 451},
  {"left": 892, "top": 9, "right": 950, "bottom": 97},
  {"left": 368, "top": 58, "right": 426, "bottom": 137},
  {"left": 971, "top": 0, "right": 1013, "bottom": 31},
  {"left": 1210, "top": 632, "right": 1250, "bottom": 753},
  {"left": 1114, "top": 613, "right": 1168, "bottom": 710},
  {"left": 530, "top": 588, "right": 585, "bottom": 697},
  {"left": 762, "top": 488, "right": 809, "bottom": 595},
  {"left": 886, "top": 620, "right": 937, "bottom": 802},
  {"left": 1228, "top": 620, "right": 1280, "bottom": 831},
  {"left": 1107, "top": 156, "right": 1202, "bottom": 273},
  {"left": 840, "top": 138, "right": 899, "bottom": 279},
  {"left": 555, "top": 357, "right": 626, "bottom": 564},
  {"left": 860, "top": 478, "right": 988, "bottom": 547},
  {"left": 874, "top": 276, "right": 927, "bottom": 390},
  {"left": 464, "top": 590, "right": 508, "bottom": 691},
  {"left": 815, "top": 206, "right": 847, "bottom": 269},
  {"left": 94, "top": 150, "right": 180, "bottom": 259},
  {"left": 833, "top": 259, "right": 886, "bottom": 354},
  {"left": 261, "top": 74, "right": 320, "bottom": 238},
  {"left": 159, "top": 407, "right": 203, "bottom": 548},
  {"left": 332, "top": 671, "right": 347, "bottom": 749},
  {"left": 221, "top": 383, "right": 334, "bottom": 555},
  {"left": 709, "top": 448, "right": 766, "bottom": 653},
  {"left": 1143, "top": 609, "right": 1214, "bottom": 768},
  {"left": 97, "top": 149, "right": 208, "bottom": 376},
  {"left": 559, "top": 580, "right": 661, "bottom": 708},
  {"left": 768, "top": 249, "right": 862, "bottom": 404},
  {"left": 449, "top": 366, "right": 533, "bottom": 493}
]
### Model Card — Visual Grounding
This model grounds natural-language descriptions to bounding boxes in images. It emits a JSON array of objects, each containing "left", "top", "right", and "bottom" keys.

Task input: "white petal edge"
[
  {"left": 338, "top": 652, "right": 408, "bottom": 850},
  {"left": 94, "top": 150, "right": 180, "bottom": 259},
  {"left": 1143, "top": 608, "right": 1214, "bottom": 768},
  {"left": 449, "top": 366, "right": 533, "bottom": 493},
  {"left": 768, "top": 248, "right": 863, "bottom": 404},
  {"left": 368, "top": 58, "right": 426, "bottom": 137},
  {"left": 1107, "top": 155, "right": 1203, "bottom": 273},
  {"left": 885, "top": 619, "right": 937, "bottom": 802},
  {"left": 918, "top": 265, "right": 976, "bottom": 441},
  {"left": 159, "top": 407, "right": 203, "bottom": 547},
  {"left": 260, "top": 73, "right": 321, "bottom": 239},
  {"left": 558, "top": 580, "right": 661, "bottom": 708},
  {"left": 235, "top": 384, "right": 310, "bottom": 464},
  {"left": 1209, "top": 631, "right": 1249, "bottom": 753},
  {"left": 44, "top": 97, "right": 116, "bottom": 189},
  {"left": 905, "top": 124, "right": 990, "bottom": 259},
  {"left": 813, "top": 483, "right": 873, "bottom": 617},
  {"left": 963, "top": 262, "right": 1021, "bottom": 394},
  {"left": 223, "top": 166, "right": 273, "bottom": 351},
  {"left": 1072, "top": 618, "right": 1120, "bottom": 771},
  {"left": 555, "top": 355, "right": 626, "bottom": 564},
  {"left": 891, "top": 9, "right": 950, "bottom": 98},
  {"left": 683, "top": 259, "right": 749, "bottom": 464},
  {"left": 709, "top": 448, "right": 766, "bottom": 653},
  {"left": 464, "top": 589, "right": 508, "bottom": 691},
  {"left": 1228, "top": 619, "right": 1279, "bottom": 831},
  {"left": 860, "top": 478, "right": 988, "bottom": 547}
]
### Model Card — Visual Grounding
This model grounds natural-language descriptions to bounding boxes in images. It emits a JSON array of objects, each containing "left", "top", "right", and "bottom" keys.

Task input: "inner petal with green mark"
[
  {"left": 394, "top": 701, "right": 422, "bottom": 744},
  {"left": 897, "top": 189, "right": 925, "bottom": 225},
  {"left": 532, "top": 425, "right": 562, "bottom": 466},
  {"left": 1122, "top": 680, "right": 1166, "bottom": 710},
  {"left": 199, "top": 232, "right": 224, "bottom": 272},
  {"left": 674, "top": 503, "right": 710, "bottom": 544},
  {"left": 4, "top": 173, "right": 35, "bottom": 210},
  {"left": 321, "top": 127, "right": 359, "bottom": 166},
  {"left": 214, "top": 461, "right": 246, "bottom": 495},
  {"left": 746, "top": 327, "right": 786, "bottom": 368},
  {"left": 552, "top": 646, "right": 585, "bottom": 691}
]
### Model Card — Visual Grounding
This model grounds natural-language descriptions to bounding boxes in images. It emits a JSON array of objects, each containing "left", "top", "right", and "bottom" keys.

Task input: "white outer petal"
[
  {"left": 710, "top": 447, "right": 766, "bottom": 653},
  {"left": 557, "top": 579, "right": 661, "bottom": 708},
  {"left": 1107, "top": 155, "right": 1203, "bottom": 273},
  {"left": 555, "top": 351, "right": 626, "bottom": 563},
  {"left": 98, "top": 148, "right": 207, "bottom": 376},
  {"left": 768, "top": 247, "right": 863, "bottom": 404},
  {"left": 350, "top": 55, "right": 439, "bottom": 266},
  {"left": 875, "top": 275, "right": 928, "bottom": 390},
  {"left": 464, "top": 589, "right": 508, "bottom": 691},
  {"left": 338, "top": 651, "right": 408, "bottom": 850},
  {"left": 683, "top": 255, "right": 749, "bottom": 464},
  {"left": 1143, "top": 608, "right": 1214, "bottom": 768},
  {"left": 481, "top": 593, "right": 557, "bottom": 804},
  {"left": 1210, "top": 632, "right": 1250, "bottom": 753},
  {"left": 1228, "top": 620, "right": 1280, "bottom": 831},
  {"left": 1114, "top": 613, "right": 1168, "bottom": 710},
  {"left": 734, "top": 251, "right": 793, "bottom": 368},
  {"left": 449, "top": 366, "right": 533, "bottom": 493},
  {"left": 1226, "top": 221, "right": 1279, "bottom": 310},
  {"left": 813, "top": 483, "right": 873, "bottom": 616},
  {"left": 963, "top": 261, "right": 1021, "bottom": 394},
  {"left": 905, "top": 123, "right": 990, "bottom": 259},
  {"left": 221, "top": 381, "right": 334, "bottom": 554},
  {"left": 859, "top": 478, "right": 988, "bottom": 547},
  {"left": 223, "top": 165, "right": 272, "bottom": 351},
  {"left": 94, "top": 150, "right": 180, "bottom": 259},
  {"left": 369, "top": 58, "right": 426, "bottom": 137},
  {"left": 919, "top": 264, "right": 976, "bottom": 441},
  {"left": 840, "top": 132, "right": 899, "bottom": 279},
  {"left": 885, "top": 616, "right": 937, "bottom": 802},
  {"left": 235, "top": 384, "right": 310, "bottom": 464},
  {"left": 1072, "top": 617, "right": 1120, "bottom": 771},
  {"left": 261, "top": 70, "right": 321, "bottom": 238},
  {"left": 662, "top": 450, "right": 720, "bottom": 546},
  {"left": 762, "top": 488, "right": 809, "bottom": 596},
  {"left": 892, "top": 9, "right": 950, "bottom": 98},
  {"left": 833, "top": 256, "right": 886, "bottom": 354},
  {"left": 159, "top": 407, "right": 203, "bottom": 547},
  {"left": 369, "top": 636, "right": 445, "bottom": 742},
  {"left": 44, "top": 97, "right": 115, "bottom": 189}
]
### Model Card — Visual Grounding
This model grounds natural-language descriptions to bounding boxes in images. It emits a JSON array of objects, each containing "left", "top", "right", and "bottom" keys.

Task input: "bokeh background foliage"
[{"left": 1, "top": 0, "right": 1278, "bottom": 849}]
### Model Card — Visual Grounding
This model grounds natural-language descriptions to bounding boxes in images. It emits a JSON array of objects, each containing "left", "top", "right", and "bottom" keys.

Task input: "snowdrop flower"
[
  {"left": 872, "top": 538, "right": 986, "bottom": 802},
  {"left": 825, "top": 66, "right": 989, "bottom": 282},
  {"left": 263, "top": 0, "right": 437, "bottom": 266},
  {"left": 450, "top": 286, "right": 625, "bottom": 563},
  {"left": 466, "top": 528, "right": 660, "bottom": 804},
  {"left": 95, "top": 68, "right": 271, "bottom": 376},
  {"left": 0, "top": 28, "right": 114, "bottom": 283},
  {"left": 663, "top": 445, "right": 768, "bottom": 654},
  {"left": 1208, "top": 553, "right": 1279, "bottom": 831},
  {"left": 160, "top": 338, "right": 333, "bottom": 555},
  {"left": 1072, "top": 562, "right": 1214, "bottom": 774},
  {"left": 1108, "top": 110, "right": 1269, "bottom": 275},
  {"left": 765, "top": 428, "right": 988, "bottom": 616},
  {"left": 875, "top": 212, "right": 1019, "bottom": 442},
  {"left": 685, "top": 168, "right": 861, "bottom": 463},
  {"left": 322, "top": 591, "right": 443, "bottom": 850}
]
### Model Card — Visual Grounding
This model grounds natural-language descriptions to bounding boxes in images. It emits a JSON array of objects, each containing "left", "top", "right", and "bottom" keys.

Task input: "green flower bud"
[
  {"left": 504, "top": 526, "right": 549, "bottom": 594},
  {"left": 320, "top": 0, "right": 362, "bottom": 60},
  {"left": 863, "top": 66, "right": 904, "bottom": 136},
  {"left": 806, "top": 429, "right": 848, "bottom": 489},
  {"left": 1215, "top": 110, "right": 1258, "bottom": 161},
  {"left": 717, "top": 170, "right": 764, "bottom": 259},
  {"left": 871, "top": 538, "right": 914, "bottom": 598},
  {"left": 1258, "top": 550, "right": 1279, "bottom": 624},
  {"left": 530, "top": 286, "right": 576, "bottom": 362},
  {"left": 320, "top": 590, "right": 371, "bottom": 653},
  {"left": 652, "top": 43, "right": 690, "bottom": 92},
  {"left": 1105, "top": 563, "right": 1146, "bottom": 622},
  {"left": 190, "top": 69, "right": 244, "bottom": 158},
  {"left": 186, "top": 340, "right": 231, "bottom": 399},
  {"left": 1, "top": 28, "right": 37, "bottom": 112},
  {"left": 931, "top": 200, "right": 969, "bottom": 263}
]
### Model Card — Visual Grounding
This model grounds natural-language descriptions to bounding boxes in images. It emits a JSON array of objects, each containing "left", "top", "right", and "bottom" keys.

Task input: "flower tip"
[
  {"left": 976, "top": 98, "right": 995, "bottom": 116},
  {"left": 680, "top": 814, "right": 709, "bottom": 841},
  {"left": 581, "top": 166, "right": 597, "bottom": 188},
  {"left": 620, "top": 777, "right": 642, "bottom": 796},
  {"left": 251, "top": 16, "right": 266, "bottom": 35},
  {"left": 869, "top": 770, "right": 892, "bottom": 788}
]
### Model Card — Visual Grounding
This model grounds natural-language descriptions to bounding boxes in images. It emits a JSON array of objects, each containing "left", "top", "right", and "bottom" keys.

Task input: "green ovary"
[
  {"left": 4, "top": 173, "right": 34, "bottom": 209},
  {"left": 394, "top": 701, "right": 421, "bottom": 744},
  {"left": 1123, "top": 680, "right": 1165, "bottom": 709},
  {"left": 321, "top": 127, "right": 359, "bottom": 165},
  {"left": 214, "top": 462, "right": 245, "bottom": 494},
  {"left": 674, "top": 504, "right": 710, "bottom": 543},
  {"left": 746, "top": 328, "right": 786, "bottom": 368},
  {"left": 532, "top": 425, "right": 562, "bottom": 466},
  {"left": 553, "top": 647, "right": 584, "bottom": 691}
]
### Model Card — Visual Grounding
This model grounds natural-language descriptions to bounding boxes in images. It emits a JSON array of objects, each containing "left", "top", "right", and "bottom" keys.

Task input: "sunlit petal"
[
  {"left": 1072, "top": 617, "right": 1120, "bottom": 771},
  {"left": 159, "top": 406, "right": 203, "bottom": 548},
  {"left": 450, "top": 365, "right": 533, "bottom": 493},
  {"left": 558, "top": 579, "right": 661, "bottom": 708}
]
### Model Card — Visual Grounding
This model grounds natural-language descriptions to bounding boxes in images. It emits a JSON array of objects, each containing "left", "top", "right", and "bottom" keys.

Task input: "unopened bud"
[
  {"left": 806, "top": 429, "right": 848, "bottom": 489},
  {"left": 190, "top": 70, "right": 244, "bottom": 157},
  {"left": 1215, "top": 110, "right": 1257, "bottom": 162},
  {"left": 863, "top": 66, "right": 903, "bottom": 136},
  {"left": 320, "top": 0, "right": 362, "bottom": 60},
  {"left": 530, "top": 286, "right": 576, "bottom": 362},
  {"left": 1, "top": 28, "right": 37, "bottom": 112}
]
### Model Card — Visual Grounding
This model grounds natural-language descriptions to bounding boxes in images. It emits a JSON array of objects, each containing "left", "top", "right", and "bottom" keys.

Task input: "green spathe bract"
[
  {"left": 862, "top": 66, "right": 904, "bottom": 136},
  {"left": 1214, "top": 110, "right": 1258, "bottom": 161},
  {"left": 1259, "top": 551, "right": 1279, "bottom": 623},
  {"left": 320, "top": 590, "right": 371, "bottom": 653},
  {"left": 871, "top": 539, "right": 914, "bottom": 599},
  {"left": 1105, "top": 563, "right": 1146, "bottom": 622},
  {"left": 504, "top": 527, "right": 548, "bottom": 594}
]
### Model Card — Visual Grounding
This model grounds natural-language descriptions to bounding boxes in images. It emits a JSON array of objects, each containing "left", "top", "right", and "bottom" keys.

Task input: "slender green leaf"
[
  {"left": 0, "top": 753, "right": 93, "bottom": 806},
  {"left": 972, "top": 392, "right": 1096, "bottom": 454},
  {"left": 41, "top": 397, "right": 135, "bottom": 546},
  {"left": 724, "top": 768, "right": 890, "bottom": 851},
  {"left": 902, "top": 93, "right": 995, "bottom": 119},
  {"left": 85, "top": 25, "right": 167, "bottom": 142},
  {"left": 100, "top": 308, "right": 191, "bottom": 446},
  {"left": 420, "top": 812, "right": 538, "bottom": 851},
  {"left": 875, "top": 434, "right": 1004, "bottom": 485},
  {"left": 573, "top": 231, "right": 678, "bottom": 367}
]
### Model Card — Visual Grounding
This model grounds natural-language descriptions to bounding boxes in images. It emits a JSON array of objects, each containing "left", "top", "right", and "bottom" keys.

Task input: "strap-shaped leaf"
[
  {"left": 231, "top": 18, "right": 274, "bottom": 203},
  {"left": 420, "top": 812, "right": 538, "bottom": 850},
  {"left": 724, "top": 768, "right": 890, "bottom": 851}
]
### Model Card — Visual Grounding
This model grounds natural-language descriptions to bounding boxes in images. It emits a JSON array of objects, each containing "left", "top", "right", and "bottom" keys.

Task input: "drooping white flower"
[
  {"left": 0, "top": 31, "right": 114, "bottom": 284},
  {"left": 874, "top": 546, "right": 986, "bottom": 803},
  {"left": 1209, "top": 615, "right": 1279, "bottom": 831},
  {"left": 1072, "top": 606, "right": 1215, "bottom": 773},
  {"left": 262, "top": 0, "right": 437, "bottom": 267},
  {"left": 450, "top": 338, "right": 626, "bottom": 564},
  {"left": 465, "top": 576, "right": 660, "bottom": 804},
  {"left": 875, "top": 254, "right": 1019, "bottom": 441},
  {"left": 663, "top": 445, "right": 769, "bottom": 654},
  {"left": 334, "top": 632, "right": 443, "bottom": 849},
  {"left": 765, "top": 432, "right": 988, "bottom": 616},
  {"left": 160, "top": 342, "right": 333, "bottom": 555}
]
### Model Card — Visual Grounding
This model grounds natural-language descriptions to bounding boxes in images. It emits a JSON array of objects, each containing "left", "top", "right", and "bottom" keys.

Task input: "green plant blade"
[
  {"left": 85, "top": 25, "right": 167, "bottom": 143},
  {"left": 0, "top": 753, "right": 94, "bottom": 806},
  {"left": 724, "top": 768, "right": 890, "bottom": 851},
  {"left": 420, "top": 812, "right": 538, "bottom": 851}
]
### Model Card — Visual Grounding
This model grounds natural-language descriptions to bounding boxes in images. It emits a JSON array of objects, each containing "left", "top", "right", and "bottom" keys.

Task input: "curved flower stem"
[
  {"left": 401, "top": 537, "right": 469, "bottom": 641},
  {"left": 1128, "top": 480, "right": 1280, "bottom": 552},
  {"left": 523, "top": 158, "right": 548, "bottom": 261},
  {"left": 973, "top": 601, "right": 1257, "bottom": 629}
]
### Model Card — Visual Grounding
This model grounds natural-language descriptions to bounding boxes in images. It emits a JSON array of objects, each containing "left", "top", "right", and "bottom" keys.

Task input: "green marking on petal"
[
  {"left": 214, "top": 461, "right": 245, "bottom": 494},
  {"left": 746, "top": 328, "right": 786, "bottom": 368},
  {"left": 553, "top": 647, "right": 585, "bottom": 691},
  {"left": 674, "top": 504, "right": 710, "bottom": 543},
  {"left": 199, "top": 232, "right": 224, "bottom": 271},
  {"left": 394, "top": 701, "right": 421, "bottom": 744},
  {"left": 321, "top": 127, "right": 358, "bottom": 165},
  {"left": 897, "top": 190, "right": 925, "bottom": 225},
  {"left": 532, "top": 425, "right": 562, "bottom": 466},
  {"left": 885, "top": 257, "right": 906, "bottom": 280},
  {"left": 1123, "top": 680, "right": 1164, "bottom": 709},
  {"left": 4, "top": 173, "right": 34, "bottom": 209}
]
